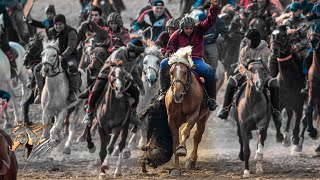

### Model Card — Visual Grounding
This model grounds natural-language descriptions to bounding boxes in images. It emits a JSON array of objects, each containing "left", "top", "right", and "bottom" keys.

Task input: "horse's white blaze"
[
  {"left": 176, "top": 65, "right": 181, "bottom": 79},
  {"left": 115, "top": 67, "right": 122, "bottom": 90}
]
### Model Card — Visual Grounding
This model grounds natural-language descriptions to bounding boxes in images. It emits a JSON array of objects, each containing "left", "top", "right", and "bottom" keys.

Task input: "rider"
[
  {"left": 155, "top": 18, "right": 180, "bottom": 51},
  {"left": 34, "top": 14, "right": 79, "bottom": 104},
  {"left": 78, "top": 11, "right": 131, "bottom": 99},
  {"left": 284, "top": 0, "right": 314, "bottom": 16},
  {"left": 82, "top": 39, "right": 145, "bottom": 127},
  {"left": 217, "top": 29, "right": 284, "bottom": 142},
  {"left": 27, "top": 4, "right": 55, "bottom": 38},
  {"left": 131, "top": 0, "right": 172, "bottom": 27},
  {"left": 158, "top": 0, "right": 219, "bottom": 111},
  {"left": 0, "top": 1, "right": 18, "bottom": 78},
  {"left": 283, "top": 2, "right": 310, "bottom": 94},
  {"left": 133, "top": 0, "right": 171, "bottom": 41}
]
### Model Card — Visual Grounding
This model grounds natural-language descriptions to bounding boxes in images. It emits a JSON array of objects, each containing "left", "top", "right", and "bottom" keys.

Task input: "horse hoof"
[
  {"left": 308, "top": 129, "right": 319, "bottom": 140},
  {"left": 123, "top": 149, "right": 131, "bottom": 159},
  {"left": 243, "top": 170, "right": 250, "bottom": 178},
  {"left": 276, "top": 133, "right": 284, "bottom": 143},
  {"left": 169, "top": 168, "right": 182, "bottom": 176},
  {"left": 63, "top": 147, "right": 71, "bottom": 155},
  {"left": 282, "top": 137, "right": 291, "bottom": 147},
  {"left": 101, "top": 161, "right": 109, "bottom": 171},
  {"left": 254, "top": 153, "right": 263, "bottom": 161},
  {"left": 114, "top": 169, "right": 122, "bottom": 177},
  {"left": 138, "top": 139, "right": 147, "bottom": 149},
  {"left": 185, "top": 159, "right": 196, "bottom": 170},
  {"left": 256, "top": 169, "right": 264, "bottom": 175},
  {"left": 112, "top": 148, "right": 120, "bottom": 157},
  {"left": 77, "top": 136, "right": 85, "bottom": 143},
  {"left": 89, "top": 145, "right": 96, "bottom": 153},
  {"left": 292, "top": 145, "right": 302, "bottom": 152},
  {"left": 256, "top": 161, "right": 263, "bottom": 175},
  {"left": 176, "top": 146, "right": 187, "bottom": 157},
  {"left": 99, "top": 172, "right": 106, "bottom": 179}
]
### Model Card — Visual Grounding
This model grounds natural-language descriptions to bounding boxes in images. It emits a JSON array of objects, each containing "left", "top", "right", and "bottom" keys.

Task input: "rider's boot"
[
  {"left": 67, "top": 71, "right": 80, "bottom": 103},
  {"left": 269, "top": 84, "right": 284, "bottom": 143},
  {"left": 79, "top": 69, "right": 96, "bottom": 99},
  {"left": 83, "top": 79, "right": 106, "bottom": 126},
  {"left": 217, "top": 77, "right": 237, "bottom": 119},
  {"left": 5, "top": 48, "right": 18, "bottom": 78},
  {"left": 157, "top": 65, "right": 170, "bottom": 103},
  {"left": 204, "top": 76, "right": 218, "bottom": 111},
  {"left": 34, "top": 70, "right": 45, "bottom": 104}
]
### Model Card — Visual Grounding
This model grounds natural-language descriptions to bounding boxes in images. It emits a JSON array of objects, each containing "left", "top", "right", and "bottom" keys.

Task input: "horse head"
[
  {"left": 308, "top": 20, "right": 320, "bottom": 50},
  {"left": 239, "top": 61, "right": 269, "bottom": 92},
  {"left": 23, "top": 33, "right": 44, "bottom": 69},
  {"left": 142, "top": 45, "right": 163, "bottom": 87},
  {"left": 108, "top": 59, "right": 132, "bottom": 98},
  {"left": 168, "top": 46, "right": 193, "bottom": 103},
  {"left": 0, "top": 131, "right": 12, "bottom": 176},
  {"left": 270, "top": 25, "right": 290, "bottom": 57},
  {"left": 41, "top": 40, "right": 62, "bottom": 77},
  {"left": 0, "top": 14, "right": 4, "bottom": 35}
]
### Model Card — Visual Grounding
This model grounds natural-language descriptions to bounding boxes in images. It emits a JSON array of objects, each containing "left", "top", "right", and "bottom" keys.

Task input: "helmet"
[
  {"left": 127, "top": 39, "right": 145, "bottom": 54},
  {"left": 166, "top": 18, "right": 180, "bottom": 30},
  {"left": 107, "top": 12, "right": 123, "bottom": 27},
  {"left": 290, "top": 2, "right": 303, "bottom": 11},
  {"left": 179, "top": 16, "right": 195, "bottom": 29},
  {"left": 45, "top": 4, "right": 56, "bottom": 14}
]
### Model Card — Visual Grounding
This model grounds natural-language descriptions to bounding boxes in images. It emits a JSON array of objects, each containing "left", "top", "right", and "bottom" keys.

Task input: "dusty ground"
[{"left": 1, "top": 0, "right": 320, "bottom": 179}]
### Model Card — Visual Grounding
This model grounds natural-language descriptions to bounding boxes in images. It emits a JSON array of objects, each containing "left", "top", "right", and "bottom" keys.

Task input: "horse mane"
[
  {"left": 168, "top": 46, "right": 194, "bottom": 67},
  {"left": 144, "top": 45, "right": 163, "bottom": 59}
]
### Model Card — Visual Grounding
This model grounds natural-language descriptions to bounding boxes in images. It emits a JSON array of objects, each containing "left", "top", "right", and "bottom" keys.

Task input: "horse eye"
[{"left": 143, "top": 61, "right": 147, "bottom": 64}]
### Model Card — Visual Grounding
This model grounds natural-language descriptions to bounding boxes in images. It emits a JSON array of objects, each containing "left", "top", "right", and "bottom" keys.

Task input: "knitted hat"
[
  {"left": 53, "top": 14, "right": 66, "bottom": 24},
  {"left": 152, "top": 0, "right": 164, "bottom": 6}
]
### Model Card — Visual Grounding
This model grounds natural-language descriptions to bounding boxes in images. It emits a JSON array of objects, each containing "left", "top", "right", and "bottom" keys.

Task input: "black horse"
[
  {"left": 22, "top": 33, "right": 43, "bottom": 125},
  {"left": 269, "top": 26, "right": 307, "bottom": 152}
]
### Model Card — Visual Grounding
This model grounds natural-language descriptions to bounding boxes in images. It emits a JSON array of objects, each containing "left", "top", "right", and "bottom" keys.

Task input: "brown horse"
[
  {"left": 232, "top": 62, "right": 271, "bottom": 178},
  {"left": 0, "top": 130, "right": 18, "bottom": 180},
  {"left": 165, "top": 47, "right": 210, "bottom": 176}
]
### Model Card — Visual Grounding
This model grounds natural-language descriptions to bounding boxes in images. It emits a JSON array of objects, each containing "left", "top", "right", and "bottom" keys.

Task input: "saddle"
[{"left": 191, "top": 70, "right": 208, "bottom": 111}]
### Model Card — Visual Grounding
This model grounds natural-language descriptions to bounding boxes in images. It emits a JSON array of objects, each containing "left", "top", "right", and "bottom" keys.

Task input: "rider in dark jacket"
[{"left": 34, "top": 14, "right": 79, "bottom": 104}]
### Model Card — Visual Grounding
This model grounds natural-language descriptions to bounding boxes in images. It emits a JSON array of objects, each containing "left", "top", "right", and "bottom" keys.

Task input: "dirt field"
[{"left": 2, "top": 0, "right": 320, "bottom": 179}]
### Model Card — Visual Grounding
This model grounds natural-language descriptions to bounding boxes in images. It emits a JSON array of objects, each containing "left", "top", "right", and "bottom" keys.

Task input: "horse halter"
[
  {"left": 245, "top": 61, "right": 268, "bottom": 89},
  {"left": 108, "top": 63, "right": 132, "bottom": 95},
  {"left": 270, "top": 29, "right": 289, "bottom": 54},
  {"left": 170, "top": 64, "right": 191, "bottom": 95},
  {"left": 42, "top": 45, "right": 64, "bottom": 77},
  {"left": 142, "top": 55, "right": 160, "bottom": 78}
]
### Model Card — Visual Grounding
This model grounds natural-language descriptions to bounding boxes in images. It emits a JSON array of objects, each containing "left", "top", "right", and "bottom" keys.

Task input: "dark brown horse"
[
  {"left": 165, "top": 47, "right": 210, "bottom": 176},
  {"left": 0, "top": 130, "right": 18, "bottom": 180},
  {"left": 305, "top": 21, "right": 320, "bottom": 153},
  {"left": 232, "top": 62, "right": 271, "bottom": 178},
  {"left": 269, "top": 26, "right": 307, "bottom": 153}
]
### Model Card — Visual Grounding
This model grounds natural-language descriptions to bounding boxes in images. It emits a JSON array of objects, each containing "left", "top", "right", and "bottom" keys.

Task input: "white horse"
[
  {"left": 128, "top": 45, "right": 163, "bottom": 149},
  {"left": 40, "top": 40, "right": 86, "bottom": 154},
  {"left": 0, "top": 14, "right": 29, "bottom": 128}
]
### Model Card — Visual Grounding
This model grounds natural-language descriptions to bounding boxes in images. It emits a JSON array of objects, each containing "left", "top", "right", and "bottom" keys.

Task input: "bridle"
[
  {"left": 142, "top": 55, "right": 160, "bottom": 79},
  {"left": 170, "top": 64, "right": 192, "bottom": 95},
  {"left": 108, "top": 65, "right": 132, "bottom": 95},
  {"left": 42, "top": 46, "right": 64, "bottom": 77}
]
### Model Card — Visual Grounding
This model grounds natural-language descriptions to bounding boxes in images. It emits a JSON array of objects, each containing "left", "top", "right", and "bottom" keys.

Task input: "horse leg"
[
  {"left": 64, "top": 106, "right": 82, "bottom": 154},
  {"left": 114, "top": 124, "right": 130, "bottom": 177},
  {"left": 91, "top": 118, "right": 98, "bottom": 137},
  {"left": 186, "top": 115, "right": 208, "bottom": 170},
  {"left": 178, "top": 113, "right": 199, "bottom": 157},
  {"left": 63, "top": 113, "right": 71, "bottom": 138},
  {"left": 7, "top": 84, "right": 22, "bottom": 125},
  {"left": 168, "top": 121, "right": 181, "bottom": 176},
  {"left": 110, "top": 128, "right": 121, "bottom": 157},
  {"left": 241, "top": 127, "right": 251, "bottom": 178},
  {"left": 98, "top": 126, "right": 111, "bottom": 179},
  {"left": 22, "top": 91, "right": 35, "bottom": 125},
  {"left": 41, "top": 110, "right": 51, "bottom": 139},
  {"left": 237, "top": 124, "right": 244, "bottom": 161},
  {"left": 50, "top": 109, "right": 67, "bottom": 146},
  {"left": 291, "top": 109, "right": 303, "bottom": 153},
  {"left": 283, "top": 109, "right": 293, "bottom": 147},
  {"left": 255, "top": 128, "right": 267, "bottom": 175},
  {"left": 139, "top": 119, "right": 148, "bottom": 148}
]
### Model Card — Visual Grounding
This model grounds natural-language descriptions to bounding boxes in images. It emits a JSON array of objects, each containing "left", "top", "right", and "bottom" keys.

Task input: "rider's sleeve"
[
  {"left": 90, "top": 21, "right": 110, "bottom": 39},
  {"left": 62, "top": 30, "right": 78, "bottom": 58},
  {"left": 133, "top": 10, "right": 149, "bottom": 32},
  {"left": 166, "top": 31, "right": 179, "bottom": 57},
  {"left": 197, "top": 4, "right": 219, "bottom": 35},
  {"left": 76, "top": 23, "right": 87, "bottom": 44},
  {"left": 238, "top": 47, "right": 247, "bottom": 66}
]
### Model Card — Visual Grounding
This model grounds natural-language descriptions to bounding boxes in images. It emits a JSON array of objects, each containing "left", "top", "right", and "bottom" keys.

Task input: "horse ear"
[{"left": 238, "top": 64, "right": 247, "bottom": 75}]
